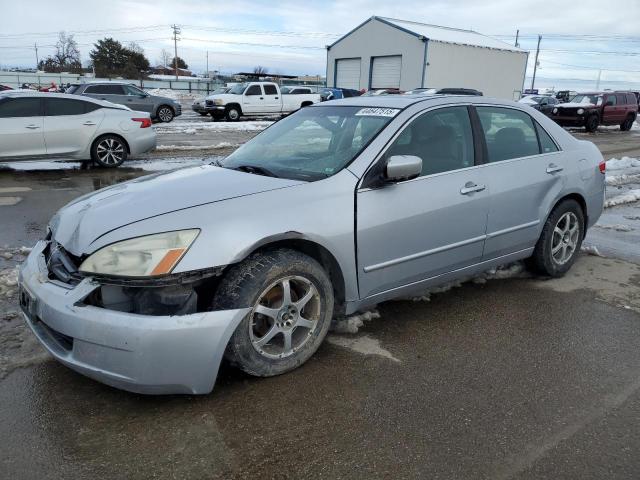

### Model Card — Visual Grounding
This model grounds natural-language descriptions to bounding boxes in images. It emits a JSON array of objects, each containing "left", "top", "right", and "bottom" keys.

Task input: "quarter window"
[
  {"left": 385, "top": 106, "right": 475, "bottom": 177},
  {"left": 245, "top": 85, "right": 262, "bottom": 96},
  {"left": 476, "top": 107, "right": 540, "bottom": 162},
  {"left": 535, "top": 123, "right": 559, "bottom": 154},
  {"left": 264, "top": 84, "right": 278, "bottom": 95},
  {"left": 0, "top": 97, "right": 42, "bottom": 117}
]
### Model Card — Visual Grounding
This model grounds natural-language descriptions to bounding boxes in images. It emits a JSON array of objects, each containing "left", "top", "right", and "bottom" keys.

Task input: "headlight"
[
  {"left": 553, "top": 108, "right": 558, "bottom": 114},
  {"left": 577, "top": 108, "right": 584, "bottom": 115},
  {"left": 213, "top": 99, "right": 225, "bottom": 106},
  {"left": 79, "top": 229, "right": 199, "bottom": 277}
]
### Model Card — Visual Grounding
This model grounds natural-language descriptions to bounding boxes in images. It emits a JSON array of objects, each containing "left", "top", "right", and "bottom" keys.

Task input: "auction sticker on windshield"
[{"left": 355, "top": 108, "right": 400, "bottom": 117}]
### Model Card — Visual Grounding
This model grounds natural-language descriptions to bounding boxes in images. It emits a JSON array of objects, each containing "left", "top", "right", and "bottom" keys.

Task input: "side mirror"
[{"left": 385, "top": 155, "right": 422, "bottom": 182}]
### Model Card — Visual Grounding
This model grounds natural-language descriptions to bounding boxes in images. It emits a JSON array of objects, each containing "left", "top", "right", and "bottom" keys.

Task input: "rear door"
[
  {"left": 261, "top": 83, "right": 282, "bottom": 113},
  {"left": 241, "top": 84, "right": 264, "bottom": 114},
  {"left": 476, "top": 106, "right": 565, "bottom": 259},
  {"left": 0, "top": 97, "right": 45, "bottom": 158},
  {"left": 43, "top": 98, "right": 104, "bottom": 156},
  {"left": 357, "top": 105, "right": 489, "bottom": 299},
  {"left": 602, "top": 94, "right": 619, "bottom": 124}
]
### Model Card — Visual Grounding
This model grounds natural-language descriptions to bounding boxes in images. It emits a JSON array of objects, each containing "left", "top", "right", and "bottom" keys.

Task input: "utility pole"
[
  {"left": 34, "top": 43, "right": 39, "bottom": 70},
  {"left": 595, "top": 69, "right": 602, "bottom": 90},
  {"left": 530, "top": 34, "right": 541, "bottom": 91},
  {"left": 171, "top": 24, "right": 181, "bottom": 81},
  {"left": 514, "top": 30, "right": 519, "bottom": 48},
  {"left": 206, "top": 51, "right": 209, "bottom": 78}
]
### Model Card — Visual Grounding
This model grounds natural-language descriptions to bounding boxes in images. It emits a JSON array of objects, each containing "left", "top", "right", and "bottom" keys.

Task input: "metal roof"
[{"left": 330, "top": 16, "right": 525, "bottom": 54}]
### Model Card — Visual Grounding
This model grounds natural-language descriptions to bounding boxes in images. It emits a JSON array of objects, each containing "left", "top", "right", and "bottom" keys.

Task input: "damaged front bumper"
[{"left": 18, "top": 241, "right": 249, "bottom": 395}]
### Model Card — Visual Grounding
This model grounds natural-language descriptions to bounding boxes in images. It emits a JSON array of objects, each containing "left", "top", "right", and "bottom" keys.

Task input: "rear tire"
[
  {"left": 91, "top": 135, "right": 127, "bottom": 168},
  {"left": 585, "top": 114, "right": 599, "bottom": 132},
  {"left": 529, "top": 199, "right": 584, "bottom": 277},
  {"left": 620, "top": 114, "right": 635, "bottom": 131},
  {"left": 157, "top": 105, "right": 174, "bottom": 123},
  {"left": 212, "top": 249, "right": 334, "bottom": 377},
  {"left": 199, "top": 112, "right": 208, "bottom": 116}
]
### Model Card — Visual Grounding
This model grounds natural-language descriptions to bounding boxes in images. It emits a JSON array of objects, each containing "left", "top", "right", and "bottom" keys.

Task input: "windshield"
[
  {"left": 280, "top": 87, "right": 291, "bottom": 94},
  {"left": 221, "top": 105, "right": 398, "bottom": 181},
  {"left": 228, "top": 83, "right": 247, "bottom": 95},
  {"left": 211, "top": 87, "right": 228, "bottom": 94},
  {"left": 570, "top": 94, "right": 602, "bottom": 105}
]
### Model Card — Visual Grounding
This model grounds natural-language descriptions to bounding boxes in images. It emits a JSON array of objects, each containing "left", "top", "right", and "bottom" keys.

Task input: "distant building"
[
  {"left": 150, "top": 66, "right": 193, "bottom": 77},
  {"left": 326, "top": 16, "right": 528, "bottom": 99}
]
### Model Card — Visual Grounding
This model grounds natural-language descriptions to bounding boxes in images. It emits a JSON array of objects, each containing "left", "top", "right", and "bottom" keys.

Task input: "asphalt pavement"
[{"left": 0, "top": 113, "right": 639, "bottom": 479}]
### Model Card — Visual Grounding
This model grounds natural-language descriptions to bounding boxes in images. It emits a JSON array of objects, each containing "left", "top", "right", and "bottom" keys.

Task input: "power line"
[{"left": 182, "top": 37, "right": 325, "bottom": 50}]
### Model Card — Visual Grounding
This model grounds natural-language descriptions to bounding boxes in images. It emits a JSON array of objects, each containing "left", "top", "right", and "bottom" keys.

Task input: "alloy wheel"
[
  {"left": 551, "top": 212, "right": 580, "bottom": 265},
  {"left": 249, "top": 276, "right": 321, "bottom": 359},
  {"left": 158, "top": 107, "right": 173, "bottom": 122},
  {"left": 96, "top": 138, "right": 125, "bottom": 165}
]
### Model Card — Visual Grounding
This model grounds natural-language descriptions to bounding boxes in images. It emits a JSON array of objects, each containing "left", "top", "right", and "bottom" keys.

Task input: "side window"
[
  {"left": 84, "top": 102, "right": 101, "bottom": 113},
  {"left": 85, "top": 84, "right": 124, "bottom": 95},
  {"left": 263, "top": 84, "right": 278, "bottom": 95},
  {"left": 0, "top": 98, "right": 42, "bottom": 117},
  {"left": 605, "top": 95, "right": 616, "bottom": 106},
  {"left": 385, "top": 106, "right": 475, "bottom": 177},
  {"left": 616, "top": 94, "right": 626, "bottom": 105},
  {"left": 45, "top": 98, "right": 88, "bottom": 116},
  {"left": 477, "top": 107, "right": 540, "bottom": 162},
  {"left": 245, "top": 85, "right": 262, "bottom": 96},
  {"left": 124, "top": 85, "right": 144, "bottom": 96},
  {"left": 535, "top": 123, "right": 559, "bottom": 154}
]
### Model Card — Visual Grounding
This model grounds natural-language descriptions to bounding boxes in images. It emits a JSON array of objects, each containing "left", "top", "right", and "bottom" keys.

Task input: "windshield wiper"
[{"left": 232, "top": 164, "right": 279, "bottom": 178}]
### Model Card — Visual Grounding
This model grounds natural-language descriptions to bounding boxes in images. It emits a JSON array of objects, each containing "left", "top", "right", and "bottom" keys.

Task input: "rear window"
[{"left": 84, "top": 84, "right": 125, "bottom": 95}]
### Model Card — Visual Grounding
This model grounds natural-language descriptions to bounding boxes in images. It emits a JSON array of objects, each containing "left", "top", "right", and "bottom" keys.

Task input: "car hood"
[
  {"left": 556, "top": 102, "right": 596, "bottom": 108},
  {"left": 204, "top": 93, "right": 238, "bottom": 101},
  {"left": 51, "top": 165, "right": 304, "bottom": 256}
]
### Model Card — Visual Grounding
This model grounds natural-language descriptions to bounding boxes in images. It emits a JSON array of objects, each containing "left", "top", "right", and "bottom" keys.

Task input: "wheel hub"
[{"left": 277, "top": 305, "right": 298, "bottom": 329}]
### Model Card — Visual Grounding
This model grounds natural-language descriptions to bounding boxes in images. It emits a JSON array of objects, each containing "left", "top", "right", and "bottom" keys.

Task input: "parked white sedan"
[{"left": 0, "top": 91, "right": 156, "bottom": 167}]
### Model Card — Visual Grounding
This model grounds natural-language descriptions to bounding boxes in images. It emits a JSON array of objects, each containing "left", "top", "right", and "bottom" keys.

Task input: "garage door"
[
  {"left": 371, "top": 55, "right": 401, "bottom": 89},
  {"left": 335, "top": 58, "right": 361, "bottom": 90}
]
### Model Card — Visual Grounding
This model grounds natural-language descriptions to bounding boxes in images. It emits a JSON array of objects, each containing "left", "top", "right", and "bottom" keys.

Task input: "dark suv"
[{"left": 550, "top": 91, "right": 638, "bottom": 132}]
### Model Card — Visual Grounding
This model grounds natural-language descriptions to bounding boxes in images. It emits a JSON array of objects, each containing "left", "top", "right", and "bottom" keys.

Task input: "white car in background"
[{"left": 0, "top": 91, "right": 156, "bottom": 168}]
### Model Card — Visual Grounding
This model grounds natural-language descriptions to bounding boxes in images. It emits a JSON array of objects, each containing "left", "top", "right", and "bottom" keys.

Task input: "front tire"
[
  {"left": 212, "top": 249, "right": 334, "bottom": 377},
  {"left": 225, "top": 106, "right": 241, "bottom": 122},
  {"left": 585, "top": 114, "right": 599, "bottom": 132},
  {"left": 529, "top": 199, "right": 584, "bottom": 277},
  {"left": 91, "top": 135, "right": 127, "bottom": 168},
  {"left": 157, "top": 105, "right": 174, "bottom": 123}
]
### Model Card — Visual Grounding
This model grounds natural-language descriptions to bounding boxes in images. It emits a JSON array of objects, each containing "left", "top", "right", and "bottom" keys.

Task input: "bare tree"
[
  {"left": 160, "top": 49, "right": 170, "bottom": 68},
  {"left": 253, "top": 65, "right": 268, "bottom": 75},
  {"left": 53, "top": 31, "right": 80, "bottom": 67},
  {"left": 128, "top": 42, "right": 144, "bottom": 55}
]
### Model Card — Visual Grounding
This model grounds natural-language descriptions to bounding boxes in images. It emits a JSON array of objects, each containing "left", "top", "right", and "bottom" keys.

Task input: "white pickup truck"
[{"left": 199, "top": 82, "right": 321, "bottom": 121}]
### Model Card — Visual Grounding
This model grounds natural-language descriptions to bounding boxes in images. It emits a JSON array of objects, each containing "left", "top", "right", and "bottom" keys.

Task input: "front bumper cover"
[{"left": 18, "top": 241, "right": 249, "bottom": 395}]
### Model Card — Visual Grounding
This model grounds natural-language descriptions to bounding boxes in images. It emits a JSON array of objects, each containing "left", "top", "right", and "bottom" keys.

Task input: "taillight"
[
  {"left": 599, "top": 160, "right": 606, "bottom": 174},
  {"left": 132, "top": 117, "right": 152, "bottom": 128}
]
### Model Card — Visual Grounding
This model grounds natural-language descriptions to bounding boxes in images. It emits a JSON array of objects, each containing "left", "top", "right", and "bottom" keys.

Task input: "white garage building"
[{"left": 326, "top": 16, "right": 528, "bottom": 100}]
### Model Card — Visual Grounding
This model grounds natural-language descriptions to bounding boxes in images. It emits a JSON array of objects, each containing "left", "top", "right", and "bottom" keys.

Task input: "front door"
[
  {"left": 242, "top": 84, "right": 264, "bottom": 114},
  {"left": 0, "top": 97, "right": 46, "bottom": 158},
  {"left": 602, "top": 94, "right": 620, "bottom": 124},
  {"left": 122, "top": 85, "right": 152, "bottom": 113},
  {"left": 43, "top": 98, "right": 103, "bottom": 156},
  {"left": 475, "top": 106, "right": 567, "bottom": 259},
  {"left": 357, "top": 106, "right": 489, "bottom": 299}
]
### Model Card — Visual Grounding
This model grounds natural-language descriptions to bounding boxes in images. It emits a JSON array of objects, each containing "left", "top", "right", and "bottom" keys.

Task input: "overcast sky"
[{"left": 1, "top": 0, "right": 639, "bottom": 89}]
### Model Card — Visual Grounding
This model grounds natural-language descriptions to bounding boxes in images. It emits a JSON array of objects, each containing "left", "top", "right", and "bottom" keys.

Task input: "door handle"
[
  {"left": 25, "top": 125, "right": 40, "bottom": 129},
  {"left": 546, "top": 164, "right": 563, "bottom": 174},
  {"left": 460, "top": 182, "right": 486, "bottom": 195},
  {"left": 260, "top": 97, "right": 264, "bottom": 100},
  {"left": 83, "top": 121, "right": 97, "bottom": 126},
  {"left": 275, "top": 97, "right": 279, "bottom": 99}
]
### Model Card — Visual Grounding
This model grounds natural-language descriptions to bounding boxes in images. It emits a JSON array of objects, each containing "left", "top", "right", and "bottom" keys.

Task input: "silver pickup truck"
[{"left": 194, "top": 81, "right": 320, "bottom": 120}]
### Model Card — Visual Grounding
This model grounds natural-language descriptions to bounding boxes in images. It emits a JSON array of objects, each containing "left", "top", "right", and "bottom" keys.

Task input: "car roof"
[
  {"left": 0, "top": 90, "right": 121, "bottom": 107},
  {"left": 310, "top": 94, "right": 520, "bottom": 109}
]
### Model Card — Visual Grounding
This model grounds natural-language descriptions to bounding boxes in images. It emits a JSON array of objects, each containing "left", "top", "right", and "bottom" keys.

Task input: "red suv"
[{"left": 550, "top": 91, "right": 638, "bottom": 132}]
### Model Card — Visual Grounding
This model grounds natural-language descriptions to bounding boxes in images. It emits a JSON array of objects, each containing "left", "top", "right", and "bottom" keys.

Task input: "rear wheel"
[
  {"left": 212, "top": 249, "right": 334, "bottom": 377},
  {"left": 157, "top": 105, "right": 174, "bottom": 123},
  {"left": 91, "top": 135, "right": 127, "bottom": 168},
  {"left": 620, "top": 114, "right": 635, "bottom": 131},
  {"left": 529, "top": 199, "right": 584, "bottom": 277},
  {"left": 199, "top": 112, "right": 208, "bottom": 116},
  {"left": 585, "top": 114, "right": 599, "bottom": 132}
]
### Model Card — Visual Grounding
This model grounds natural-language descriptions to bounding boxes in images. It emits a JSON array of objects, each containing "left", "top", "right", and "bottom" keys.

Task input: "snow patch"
[
  {"left": 0, "top": 267, "right": 19, "bottom": 298},
  {"left": 581, "top": 245, "right": 603, "bottom": 257},
  {"left": 331, "top": 310, "right": 380, "bottom": 334},
  {"left": 326, "top": 334, "right": 400, "bottom": 363},
  {"left": 604, "top": 189, "right": 640, "bottom": 208},
  {"left": 606, "top": 173, "right": 640, "bottom": 186},
  {"left": 155, "top": 142, "right": 238, "bottom": 151},
  {"left": 146, "top": 88, "right": 197, "bottom": 101},
  {"left": 606, "top": 157, "right": 640, "bottom": 171},
  {"left": 623, "top": 215, "right": 640, "bottom": 221},
  {"left": 155, "top": 120, "right": 273, "bottom": 133},
  {"left": 595, "top": 223, "right": 634, "bottom": 232}
]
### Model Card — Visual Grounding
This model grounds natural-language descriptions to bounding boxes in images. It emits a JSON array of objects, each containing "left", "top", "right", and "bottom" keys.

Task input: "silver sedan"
[{"left": 19, "top": 94, "right": 605, "bottom": 394}]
